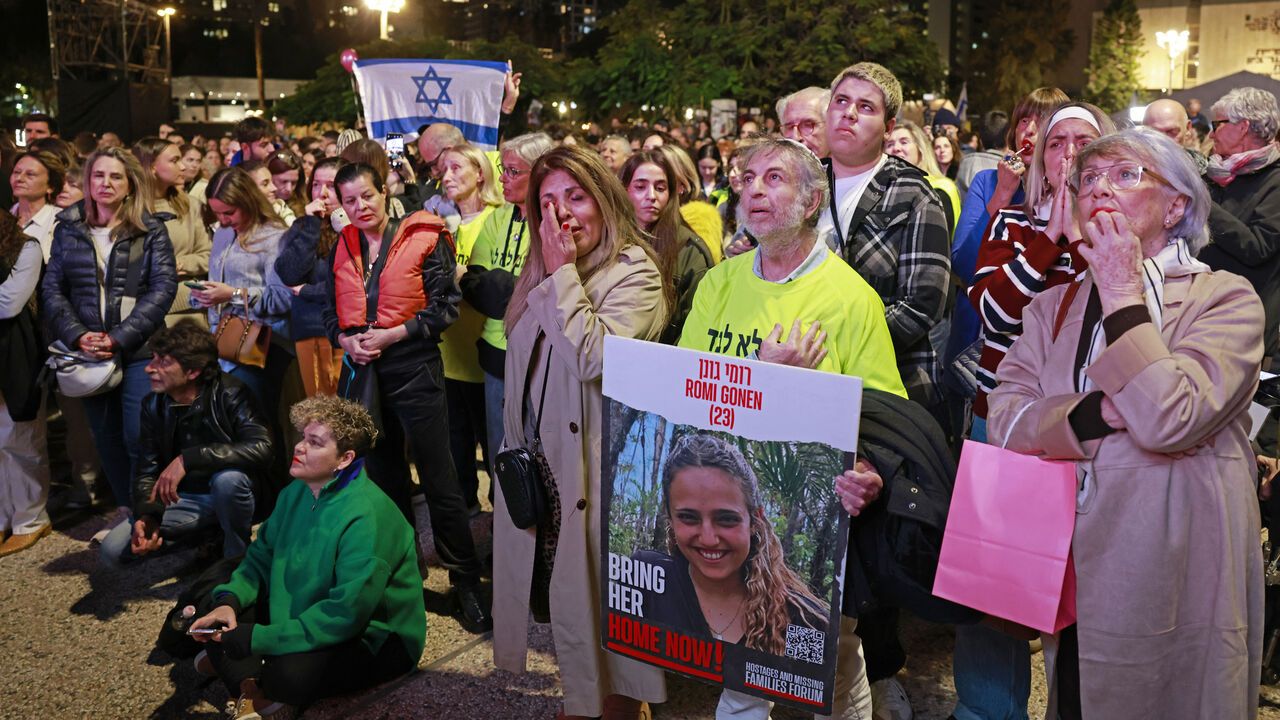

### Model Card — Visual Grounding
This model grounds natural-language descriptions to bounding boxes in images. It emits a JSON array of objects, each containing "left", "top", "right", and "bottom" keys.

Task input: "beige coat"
[
  {"left": 495, "top": 245, "right": 669, "bottom": 717},
  {"left": 989, "top": 271, "right": 1264, "bottom": 720},
  {"left": 156, "top": 195, "right": 211, "bottom": 326}
]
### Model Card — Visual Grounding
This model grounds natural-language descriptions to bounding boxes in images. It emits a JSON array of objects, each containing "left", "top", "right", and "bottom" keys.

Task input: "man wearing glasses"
[
  {"left": 777, "top": 87, "right": 829, "bottom": 158},
  {"left": 1199, "top": 86, "right": 1280, "bottom": 365}
]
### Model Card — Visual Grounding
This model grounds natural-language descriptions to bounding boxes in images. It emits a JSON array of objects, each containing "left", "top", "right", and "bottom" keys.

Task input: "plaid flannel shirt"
[{"left": 823, "top": 155, "right": 951, "bottom": 405}]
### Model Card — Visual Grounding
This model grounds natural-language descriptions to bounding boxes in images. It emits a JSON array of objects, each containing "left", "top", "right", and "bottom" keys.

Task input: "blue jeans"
[
  {"left": 951, "top": 622, "right": 1031, "bottom": 720},
  {"left": 98, "top": 470, "right": 255, "bottom": 568},
  {"left": 81, "top": 359, "right": 151, "bottom": 508},
  {"left": 950, "top": 414, "right": 1031, "bottom": 720}
]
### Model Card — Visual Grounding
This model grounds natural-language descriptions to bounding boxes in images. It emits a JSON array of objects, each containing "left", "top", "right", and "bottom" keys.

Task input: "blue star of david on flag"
[
  {"left": 353, "top": 58, "right": 507, "bottom": 149},
  {"left": 412, "top": 67, "right": 452, "bottom": 114}
]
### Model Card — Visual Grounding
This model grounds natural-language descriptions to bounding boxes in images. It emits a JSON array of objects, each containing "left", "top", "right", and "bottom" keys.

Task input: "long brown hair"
[
  {"left": 307, "top": 156, "right": 347, "bottom": 259},
  {"left": 202, "top": 167, "right": 285, "bottom": 251},
  {"left": 620, "top": 150, "right": 687, "bottom": 283},
  {"left": 662, "top": 434, "right": 829, "bottom": 653},
  {"left": 504, "top": 146, "right": 669, "bottom": 330},
  {"left": 132, "top": 137, "right": 191, "bottom": 222},
  {"left": 267, "top": 148, "right": 308, "bottom": 220},
  {"left": 83, "top": 147, "right": 151, "bottom": 242},
  {"left": 0, "top": 210, "right": 37, "bottom": 314}
]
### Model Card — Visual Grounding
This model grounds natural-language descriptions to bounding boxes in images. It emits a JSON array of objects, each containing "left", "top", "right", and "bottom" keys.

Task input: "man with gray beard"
[
  {"left": 678, "top": 138, "right": 906, "bottom": 392},
  {"left": 678, "top": 139, "right": 905, "bottom": 720}
]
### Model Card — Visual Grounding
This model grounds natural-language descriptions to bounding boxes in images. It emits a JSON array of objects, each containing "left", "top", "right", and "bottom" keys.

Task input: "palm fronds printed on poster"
[{"left": 604, "top": 407, "right": 845, "bottom": 600}]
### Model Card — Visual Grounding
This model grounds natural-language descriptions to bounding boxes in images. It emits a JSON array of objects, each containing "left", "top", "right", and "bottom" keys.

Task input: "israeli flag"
[{"left": 353, "top": 59, "right": 507, "bottom": 149}]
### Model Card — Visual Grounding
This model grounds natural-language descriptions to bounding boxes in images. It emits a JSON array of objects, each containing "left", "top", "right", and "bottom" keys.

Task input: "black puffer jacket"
[
  {"left": 132, "top": 371, "right": 274, "bottom": 524},
  {"left": 42, "top": 202, "right": 177, "bottom": 363}
]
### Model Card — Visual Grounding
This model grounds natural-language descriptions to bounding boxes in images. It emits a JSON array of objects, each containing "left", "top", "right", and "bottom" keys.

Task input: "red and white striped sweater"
[{"left": 967, "top": 206, "right": 1087, "bottom": 418}]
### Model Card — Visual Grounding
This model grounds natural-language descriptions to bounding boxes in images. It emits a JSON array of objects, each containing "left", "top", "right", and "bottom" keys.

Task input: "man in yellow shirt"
[
  {"left": 678, "top": 138, "right": 902, "bottom": 720},
  {"left": 679, "top": 140, "right": 905, "bottom": 398}
]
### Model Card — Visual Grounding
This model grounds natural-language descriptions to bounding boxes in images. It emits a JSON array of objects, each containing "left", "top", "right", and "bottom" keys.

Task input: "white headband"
[{"left": 1045, "top": 106, "right": 1102, "bottom": 136}]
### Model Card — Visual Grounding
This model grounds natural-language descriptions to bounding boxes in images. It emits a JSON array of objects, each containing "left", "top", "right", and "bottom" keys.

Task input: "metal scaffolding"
[{"left": 47, "top": 0, "right": 167, "bottom": 86}]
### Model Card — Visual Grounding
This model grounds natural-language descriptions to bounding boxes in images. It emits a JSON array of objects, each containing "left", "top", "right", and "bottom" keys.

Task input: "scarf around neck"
[
  {"left": 1077, "top": 237, "right": 1210, "bottom": 393},
  {"left": 1206, "top": 143, "right": 1280, "bottom": 186}
]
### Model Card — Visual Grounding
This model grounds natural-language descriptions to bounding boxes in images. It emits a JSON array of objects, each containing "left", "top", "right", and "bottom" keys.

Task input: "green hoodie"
[{"left": 213, "top": 460, "right": 426, "bottom": 660}]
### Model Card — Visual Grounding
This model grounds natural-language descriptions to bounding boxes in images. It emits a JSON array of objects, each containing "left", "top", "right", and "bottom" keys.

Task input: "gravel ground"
[{"left": 6, "top": 498, "right": 1280, "bottom": 719}]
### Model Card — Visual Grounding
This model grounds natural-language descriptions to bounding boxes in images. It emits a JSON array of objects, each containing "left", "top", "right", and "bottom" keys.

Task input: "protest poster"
[{"left": 600, "top": 336, "right": 861, "bottom": 714}]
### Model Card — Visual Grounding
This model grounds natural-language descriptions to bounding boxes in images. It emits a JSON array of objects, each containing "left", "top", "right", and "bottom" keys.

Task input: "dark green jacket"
[{"left": 213, "top": 459, "right": 426, "bottom": 660}]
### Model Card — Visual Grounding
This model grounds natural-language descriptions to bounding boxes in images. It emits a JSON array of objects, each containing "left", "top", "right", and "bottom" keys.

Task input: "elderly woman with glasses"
[
  {"left": 988, "top": 126, "right": 1265, "bottom": 719},
  {"left": 1200, "top": 86, "right": 1280, "bottom": 364}
]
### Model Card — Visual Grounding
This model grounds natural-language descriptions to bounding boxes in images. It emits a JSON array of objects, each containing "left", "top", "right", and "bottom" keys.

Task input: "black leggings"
[
  {"left": 445, "top": 378, "right": 488, "bottom": 509},
  {"left": 365, "top": 345, "right": 482, "bottom": 586},
  {"left": 208, "top": 631, "right": 415, "bottom": 707}
]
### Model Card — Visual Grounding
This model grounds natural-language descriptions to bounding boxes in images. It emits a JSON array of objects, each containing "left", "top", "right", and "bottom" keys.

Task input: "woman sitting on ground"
[{"left": 190, "top": 394, "right": 426, "bottom": 720}]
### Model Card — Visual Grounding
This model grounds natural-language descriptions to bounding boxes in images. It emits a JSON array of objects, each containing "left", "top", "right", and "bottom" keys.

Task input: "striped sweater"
[{"left": 967, "top": 207, "right": 1086, "bottom": 417}]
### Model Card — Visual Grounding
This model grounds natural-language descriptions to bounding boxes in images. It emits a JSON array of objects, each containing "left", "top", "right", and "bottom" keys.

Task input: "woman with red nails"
[
  {"left": 989, "top": 126, "right": 1263, "bottom": 720},
  {"left": 495, "top": 146, "right": 670, "bottom": 720}
]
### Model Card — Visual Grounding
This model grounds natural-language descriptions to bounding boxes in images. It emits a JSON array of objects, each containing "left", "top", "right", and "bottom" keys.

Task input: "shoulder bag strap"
[
  {"left": 530, "top": 331, "right": 551, "bottom": 449},
  {"left": 1052, "top": 281, "right": 1082, "bottom": 342}
]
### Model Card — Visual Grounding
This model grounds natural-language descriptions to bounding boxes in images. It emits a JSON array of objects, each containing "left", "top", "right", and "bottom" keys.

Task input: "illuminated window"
[
  {"left": 212, "top": 0, "right": 227, "bottom": 10},
  {"left": 342, "top": 5, "right": 358, "bottom": 15},
  {"left": 268, "top": 1, "right": 279, "bottom": 11}
]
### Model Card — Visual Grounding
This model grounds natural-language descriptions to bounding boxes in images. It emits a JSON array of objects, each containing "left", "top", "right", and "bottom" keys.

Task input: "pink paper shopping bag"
[{"left": 932, "top": 438, "right": 1078, "bottom": 634}]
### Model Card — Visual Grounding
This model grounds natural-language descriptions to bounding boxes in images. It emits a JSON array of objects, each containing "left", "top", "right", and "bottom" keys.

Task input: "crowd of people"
[{"left": 0, "top": 60, "right": 1276, "bottom": 720}]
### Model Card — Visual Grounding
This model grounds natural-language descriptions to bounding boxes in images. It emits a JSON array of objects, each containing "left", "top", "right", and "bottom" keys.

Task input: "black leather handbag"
[{"left": 493, "top": 363, "right": 551, "bottom": 530}]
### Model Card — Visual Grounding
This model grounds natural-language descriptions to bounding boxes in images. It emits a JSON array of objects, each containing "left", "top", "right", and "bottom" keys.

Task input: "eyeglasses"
[
  {"left": 499, "top": 164, "right": 527, "bottom": 178},
  {"left": 1069, "top": 162, "right": 1171, "bottom": 193},
  {"left": 1211, "top": 119, "right": 1234, "bottom": 131},
  {"left": 782, "top": 120, "right": 821, "bottom": 137}
]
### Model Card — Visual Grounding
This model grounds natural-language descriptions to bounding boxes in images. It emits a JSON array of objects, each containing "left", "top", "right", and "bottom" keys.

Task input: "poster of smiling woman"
[{"left": 600, "top": 336, "right": 861, "bottom": 714}]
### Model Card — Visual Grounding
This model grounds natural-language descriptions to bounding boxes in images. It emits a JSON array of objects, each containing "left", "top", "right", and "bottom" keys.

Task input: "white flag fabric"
[
  {"left": 956, "top": 82, "right": 968, "bottom": 123},
  {"left": 353, "top": 58, "right": 506, "bottom": 149}
]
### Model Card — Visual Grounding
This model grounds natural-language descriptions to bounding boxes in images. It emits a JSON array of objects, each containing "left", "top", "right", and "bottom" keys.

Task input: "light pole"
[
  {"left": 1156, "top": 29, "right": 1189, "bottom": 91},
  {"left": 365, "top": 0, "right": 405, "bottom": 41},
  {"left": 157, "top": 8, "right": 175, "bottom": 82}
]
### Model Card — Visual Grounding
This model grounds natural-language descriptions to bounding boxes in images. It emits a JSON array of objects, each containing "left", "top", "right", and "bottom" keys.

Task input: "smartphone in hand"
[{"left": 184, "top": 281, "right": 208, "bottom": 290}]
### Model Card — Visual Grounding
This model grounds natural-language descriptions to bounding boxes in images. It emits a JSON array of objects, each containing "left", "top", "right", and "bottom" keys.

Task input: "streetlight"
[
  {"left": 157, "top": 8, "right": 175, "bottom": 82},
  {"left": 1156, "top": 29, "right": 1189, "bottom": 91},
  {"left": 365, "top": 0, "right": 405, "bottom": 41}
]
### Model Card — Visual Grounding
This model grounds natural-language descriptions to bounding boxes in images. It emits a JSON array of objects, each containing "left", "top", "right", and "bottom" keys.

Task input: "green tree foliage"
[
  {"left": 571, "top": 0, "right": 944, "bottom": 116},
  {"left": 968, "top": 0, "right": 1075, "bottom": 116},
  {"left": 273, "top": 35, "right": 564, "bottom": 129},
  {"left": 1083, "top": 0, "right": 1143, "bottom": 113}
]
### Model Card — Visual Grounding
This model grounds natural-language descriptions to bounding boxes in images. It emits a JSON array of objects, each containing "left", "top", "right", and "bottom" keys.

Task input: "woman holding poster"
[
  {"left": 639, "top": 433, "right": 828, "bottom": 649},
  {"left": 494, "top": 145, "right": 671, "bottom": 720}
]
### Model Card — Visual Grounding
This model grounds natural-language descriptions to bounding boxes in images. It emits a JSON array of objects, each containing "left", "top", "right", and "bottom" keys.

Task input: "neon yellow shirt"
[
  {"left": 678, "top": 249, "right": 907, "bottom": 397},
  {"left": 468, "top": 203, "right": 528, "bottom": 353},
  {"left": 440, "top": 204, "right": 496, "bottom": 383}
]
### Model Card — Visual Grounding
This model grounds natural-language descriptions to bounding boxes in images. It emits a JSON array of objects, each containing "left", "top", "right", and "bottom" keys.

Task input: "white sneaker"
[{"left": 869, "top": 677, "right": 913, "bottom": 720}]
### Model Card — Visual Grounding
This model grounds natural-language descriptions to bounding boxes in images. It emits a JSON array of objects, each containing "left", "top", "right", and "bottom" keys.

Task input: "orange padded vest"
[{"left": 332, "top": 210, "right": 454, "bottom": 330}]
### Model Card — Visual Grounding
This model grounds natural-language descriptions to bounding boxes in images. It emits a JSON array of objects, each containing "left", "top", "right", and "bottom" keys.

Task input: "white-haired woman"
[
  {"left": 459, "top": 132, "right": 554, "bottom": 482},
  {"left": 1200, "top": 86, "right": 1280, "bottom": 362},
  {"left": 989, "top": 127, "right": 1264, "bottom": 719}
]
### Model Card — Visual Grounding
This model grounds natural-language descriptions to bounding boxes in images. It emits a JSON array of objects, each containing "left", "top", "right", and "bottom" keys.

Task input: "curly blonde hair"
[
  {"left": 289, "top": 395, "right": 378, "bottom": 455},
  {"left": 662, "top": 433, "right": 829, "bottom": 653}
]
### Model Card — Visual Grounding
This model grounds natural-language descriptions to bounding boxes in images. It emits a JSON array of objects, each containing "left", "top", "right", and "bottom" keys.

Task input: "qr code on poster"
[{"left": 785, "top": 624, "right": 825, "bottom": 664}]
